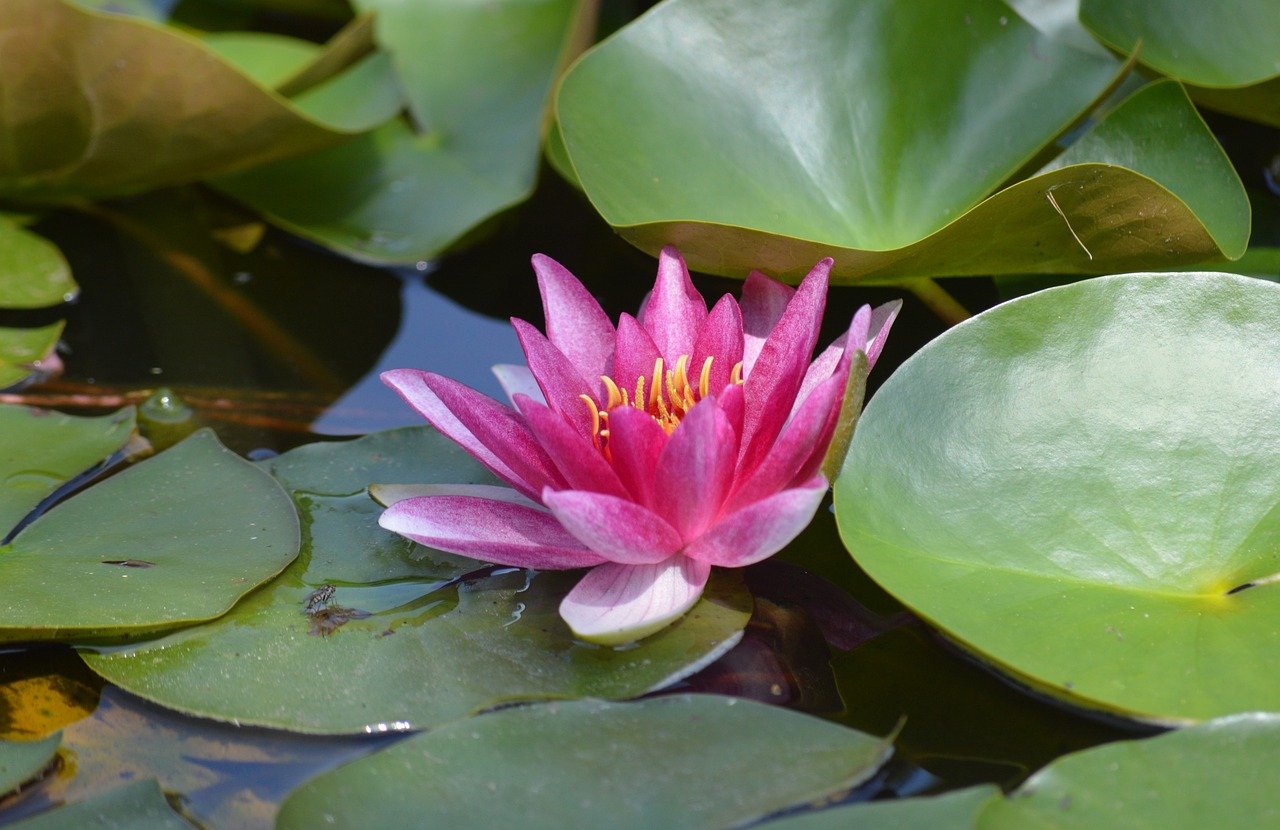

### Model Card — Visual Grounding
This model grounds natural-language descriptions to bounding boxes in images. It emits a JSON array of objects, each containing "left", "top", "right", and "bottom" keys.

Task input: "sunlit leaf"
[
  {"left": 276, "top": 696, "right": 892, "bottom": 829},
  {"left": 0, "top": 220, "right": 76, "bottom": 309},
  {"left": 836, "top": 272, "right": 1280, "bottom": 723},
  {"left": 0, "top": 430, "right": 299, "bottom": 643},
  {"left": 0, "top": 324, "right": 64, "bottom": 392},
  {"left": 83, "top": 428, "right": 752, "bottom": 733}
]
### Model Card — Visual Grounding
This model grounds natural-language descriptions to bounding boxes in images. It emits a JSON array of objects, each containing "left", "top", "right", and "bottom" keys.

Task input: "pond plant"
[{"left": 1, "top": 0, "right": 1280, "bottom": 827}]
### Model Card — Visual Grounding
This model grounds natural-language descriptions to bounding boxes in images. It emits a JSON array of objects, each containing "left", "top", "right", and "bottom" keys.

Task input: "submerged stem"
[{"left": 901, "top": 278, "right": 971, "bottom": 326}]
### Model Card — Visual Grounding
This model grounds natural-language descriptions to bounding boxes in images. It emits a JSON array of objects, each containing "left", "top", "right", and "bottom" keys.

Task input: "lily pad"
[
  {"left": 1080, "top": 0, "right": 1280, "bottom": 127},
  {"left": 277, "top": 695, "right": 892, "bottom": 829},
  {"left": 11, "top": 779, "right": 194, "bottom": 830},
  {"left": 212, "top": 0, "right": 594, "bottom": 263},
  {"left": 555, "top": 0, "right": 1249, "bottom": 282},
  {"left": 835, "top": 272, "right": 1280, "bottom": 723},
  {"left": 0, "top": 430, "right": 299, "bottom": 643},
  {"left": 0, "top": 0, "right": 374, "bottom": 203},
  {"left": 83, "top": 428, "right": 753, "bottom": 734},
  {"left": 763, "top": 785, "right": 1000, "bottom": 830},
  {"left": 0, "top": 220, "right": 75, "bottom": 309},
  {"left": 980, "top": 714, "right": 1280, "bottom": 828},
  {"left": 0, "top": 732, "right": 59, "bottom": 795},
  {"left": 0, "top": 405, "right": 136, "bottom": 541},
  {"left": 0, "top": 323, "right": 64, "bottom": 391}
]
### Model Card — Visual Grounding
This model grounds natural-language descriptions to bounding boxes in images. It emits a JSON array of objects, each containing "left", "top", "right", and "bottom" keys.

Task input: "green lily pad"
[
  {"left": 0, "top": 219, "right": 76, "bottom": 309},
  {"left": 1080, "top": 0, "right": 1280, "bottom": 127},
  {"left": 556, "top": 0, "right": 1249, "bottom": 282},
  {"left": 0, "top": 0, "right": 375, "bottom": 203},
  {"left": 276, "top": 696, "right": 892, "bottom": 829},
  {"left": 0, "top": 429, "right": 299, "bottom": 643},
  {"left": 200, "top": 32, "right": 321, "bottom": 89},
  {"left": 835, "top": 272, "right": 1280, "bottom": 723},
  {"left": 0, "top": 732, "right": 59, "bottom": 795},
  {"left": 83, "top": 428, "right": 753, "bottom": 734},
  {"left": 763, "top": 785, "right": 1000, "bottom": 830},
  {"left": 980, "top": 714, "right": 1280, "bottom": 828},
  {"left": 212, "top": 0, "right": 593, "bottom": 263},
  {"left": 11, "top": 779, "right": 194, "bottom": 830},
  {"left": 0, "top": 405, "right": 137, "bottom": 539},
  {"left": 0, "top": 323, "right": 64, "bottom": 391}
]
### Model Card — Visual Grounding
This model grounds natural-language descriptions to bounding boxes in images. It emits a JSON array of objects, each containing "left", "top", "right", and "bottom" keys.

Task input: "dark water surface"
[{"left": 0, "top": 166, "right": 1160, "bottom": 826}]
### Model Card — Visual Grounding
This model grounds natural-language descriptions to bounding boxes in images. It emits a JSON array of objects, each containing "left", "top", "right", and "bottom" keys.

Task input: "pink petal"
[
  {"left": 559, "top": 556, "right": 711, "bottom": 645},
  {"left": 727, "top": 369, "right": 845, "bottom": 512},
  {"left": 791, "top": 305, "right": 869, "bottom": 418},
  {"left": 516, "top": 395, "right": 629, "bottom": 499},
  {"left": 738, "top": 259, "right": 831, "bottom": 478},
  {"left": 684, "top": 476, "right": 828, "bottom": 567},
  {"left": 491, "top": 364, "right": 545, "bottom": 407},
  {"left": 611, "top": 313, "right": 663, "bottom": 400},
  {"left": 865, "top": 299, "right": 902, "bottom": 371},
  {"left": 604, "top": 405, "right": 668, "bottom": 507},
  {"left": 690, "top": 294, "right": 745, "bottom": 398},
  {"left": 531, "top": 254, "right": 616, "bottom": 386},
  {"left": 740, "top": 270, "right": 795, "bottom": 377},
  {"left": 369, "top": 482, "right": 539, "bottom": 508},
  {"left": 379, "top": 495, "right": 605, "bottom": 569},
  {"left": 511, "top": 318, "right": 596, "bottom": 434},
  {"left": 718, "top": 383, "right": 745, "bottom": 439},
  {"left": 382, "top": 369, "right": 563, "bottom": 499},
  {"left": 639, "top": 247, "right": 708, "bottom": 364},
  {"left": 653, "top": 397, "right": 737, "bottom": 541},
  {"left": 543, "top": 489, "right": 683, "bottom": 564}
]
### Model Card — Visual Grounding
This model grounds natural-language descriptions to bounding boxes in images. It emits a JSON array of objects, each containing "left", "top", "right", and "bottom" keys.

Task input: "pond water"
[{"left": 0, "top": 164, "right": 1165, "bottom": 826}]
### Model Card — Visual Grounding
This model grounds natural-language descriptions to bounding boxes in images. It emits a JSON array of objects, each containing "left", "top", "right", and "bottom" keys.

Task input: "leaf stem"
[{"left": 901, "top": 278, "right": 971, "bottom": 326}]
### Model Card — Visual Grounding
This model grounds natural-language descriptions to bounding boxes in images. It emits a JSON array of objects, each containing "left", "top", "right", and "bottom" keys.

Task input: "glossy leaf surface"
[
  {"left": 0, "top": 220, "right": 75, "bottom": 309},
  {"left": 84, "top": 428, "right": 752, "bottom": 733},
  {"left": 0, "top": 430, "right": 299, "bottom": 642},
  {"left": 0, "top": 324, "right": 64, "bottom": 391},
  {"left": 276, "top": 696, "right": 891, "bottom": 829},
  {"left": 837, "top": 273, "right": 1280, "bottom": 722},
  {"left": 557, "top": 0, "right": 1249, "bottom": 281}
]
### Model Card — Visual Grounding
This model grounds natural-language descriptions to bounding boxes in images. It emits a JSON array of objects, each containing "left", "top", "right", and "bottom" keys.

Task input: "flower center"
[{"left": 579, "top": 355, "right": 743, "bottom": 452}]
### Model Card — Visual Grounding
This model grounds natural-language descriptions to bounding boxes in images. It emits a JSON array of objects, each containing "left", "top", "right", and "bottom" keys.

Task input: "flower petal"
[
  {"left": 738, "top": 259, "right": 831, "bottom": 478},
  {"left": 517, "top": 395, "right": 629, "bottom": 499},
  {"left": 791, "top": 305, "right": 869, "bottom": 418},
  {"left": 727, "top": 368, "right": 844, "bottom": 512},
  {"left": 543, "top": 488, "right": 683, "bottom": 564},
  {"left": 604, "top": 405, "right": 668, "bottom": 507},
  {"left": 379, "top": 495, "right": 605, "bottom": 569},
  {"left": 740, "top": 270, "right": 795, "bottom": 377},
  {"left": 559, "top": 556, "right": 711, "bottom": 645},
  {"left": 491, "top": 364, "right": 545, "bottom": 407},
  {"left": 684, "top": 476, "right": 828, "bottom": 567},
  {"left": 639, "top": 247, "right": 708, "bottom": 364},
  {"left": 611, "top": 313, "right": 663, "bottom": 400},
  {"left": 531, "top": 254, "right": 616, "bottom": 385},
  {"left": 690, "top": 294, "right": 744, "bottom": 398},
  {"left": 369, "top": 482, "right": 539, "bottom": 509},
  {"left": 382, "top": 369, "right": 563, "bottom": 499},
  {"left": 865, "top": 299, "right": 902, "bottom": 371},
  {"left": 511, "top": 318, "right": 596, "bottom": 434},
  {"left": 653, "top": 397, "right": 737, "bottom": 541}
]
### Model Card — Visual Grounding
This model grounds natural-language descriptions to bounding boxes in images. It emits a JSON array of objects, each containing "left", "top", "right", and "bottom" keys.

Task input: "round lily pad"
[
  {"left": 0, "top": 732, "right": 59, "bottom": 795},
  {"left": 10, "top": 778, "right": 194, "bottom": 830},
  {"left": 763, "top": 785, "right": 1000, "bottom": 830},
  {"left": 0, "top": 430, "right": 300, "bottom": 643},
  {"left": 836, "top": 272, "right": 1280, "bottom": 723},
  {"left": 84, "top": 428, "right": 752, "bottom": 734},
  {"left": 0, "top": 324, "right": 62, "bottom": 391},
  {"left": 276, "top": 695, "right": 892, "bottom": 829}
]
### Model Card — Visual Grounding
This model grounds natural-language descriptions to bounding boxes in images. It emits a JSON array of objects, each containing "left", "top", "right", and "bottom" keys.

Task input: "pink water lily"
[{"left": 379, "top": 248, "right": 898, "bottom": 645}]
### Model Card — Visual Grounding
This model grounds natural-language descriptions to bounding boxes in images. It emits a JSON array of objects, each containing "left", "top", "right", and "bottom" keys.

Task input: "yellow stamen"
[
  {"left": 730, "top": 361, "right": 744, "bottom": 385},
  {"left": 602, "top": 375, "right": 623, "bottom": 409},
  {"left": 579, "top": 394, "right": 601, "bottom": 447},
  {"left": 649, "top": 357, "right": 664, "bottom": 410},
  {"left": 698, "top": 356, "right": 714, "bottom": 399}
]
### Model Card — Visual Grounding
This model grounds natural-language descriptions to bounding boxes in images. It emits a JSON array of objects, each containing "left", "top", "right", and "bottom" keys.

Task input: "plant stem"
[{"left": 902, "top": 278, "right": 971, "bottom": 326}]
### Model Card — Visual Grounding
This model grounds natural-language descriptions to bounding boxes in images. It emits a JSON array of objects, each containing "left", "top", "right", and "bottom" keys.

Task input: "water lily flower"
[{"left": 379, "top": 248, "right": 898, "bottom": 645}]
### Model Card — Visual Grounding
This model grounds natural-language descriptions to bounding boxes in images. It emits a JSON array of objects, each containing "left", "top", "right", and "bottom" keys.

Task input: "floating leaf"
[
  {"left": 213, "top": 0, "right": 594, "bottom": 263},
  {"left": 83, "top": 428, "right": 752, "bottom": 733},
  {"left": 0, "top": 0, "right": 375, "bottom": 203},
  {"left": 556, "top": 0, "right": 1249, "bottom": 281},
  {"left": 836, "top": 272, "right": 1280, "bottom": 723},
  {"left": 1080, "top": 0, "right": 1280, "bottom": 127},
  {"left": 0, "top": 732, "right": 59, "bottom": 795},
  {"left": 0, "top": 405, "right": 136, "bottom": 538},
  {"left": 763, "top": 785, "right": 1000, "bottom": 830},
  {"left": 277, "top": 696, "right": 891, "bottom": 829},
  {"left": 980, "top": 714, "right": 1280, "bottom": 828},
  {"left": 0, "top": 430, "right": 299, "bottom": 643},
  {"left": 0, "top": 220, "right": 75, "bottom": 309},
  {"left": 10, "top": 779, "right": 194, "bottom": 830},
  {"left": 0, "top": 324, "right": 64, "bottom": 392}
]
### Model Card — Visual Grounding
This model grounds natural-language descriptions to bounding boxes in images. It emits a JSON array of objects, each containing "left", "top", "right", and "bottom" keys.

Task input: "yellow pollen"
[{"left": 585, "top": 353, "right": 746, "bottom": 452}]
